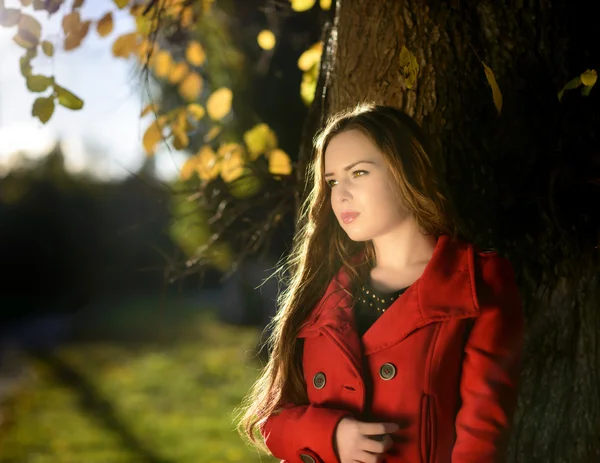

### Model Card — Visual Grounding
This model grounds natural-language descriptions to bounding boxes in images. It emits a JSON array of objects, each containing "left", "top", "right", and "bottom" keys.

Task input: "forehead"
[{"left": 324, "top": 130, "right": 382, "bottom": 168}]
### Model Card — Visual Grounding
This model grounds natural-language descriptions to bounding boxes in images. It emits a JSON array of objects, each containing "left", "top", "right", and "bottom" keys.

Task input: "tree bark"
[{"left": 305, "top": 0, "right": 600, "bottom": 461}]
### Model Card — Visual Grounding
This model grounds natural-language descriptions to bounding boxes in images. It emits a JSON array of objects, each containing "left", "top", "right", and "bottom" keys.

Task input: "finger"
[
  {"left": 361, "top": 434, "right": 394, "bottom": 453},
  {"left": 359, "top": 435, "right": 389, "bottom": 454},
  {"left": 382, "top": 433, "right": 394, "bottom": 451},
  {"left": 359, "top": 421, "right": 400, "bottom": 435},
  {"left": 355, "top": 450, "right": 384, "bottom": 463}
]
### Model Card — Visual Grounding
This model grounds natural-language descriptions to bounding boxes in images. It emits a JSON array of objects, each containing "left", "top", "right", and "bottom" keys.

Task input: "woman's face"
[{"left": 324, "top": 129, "right": 411, "bottom": 242}]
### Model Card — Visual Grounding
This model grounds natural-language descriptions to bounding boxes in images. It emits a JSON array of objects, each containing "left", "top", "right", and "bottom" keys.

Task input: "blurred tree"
[
  {"left": 0, "top": 142, "right": 182, "bottom": 324},
  {"left": 0, "top": 0, "right": 329, "bottom": 277}
]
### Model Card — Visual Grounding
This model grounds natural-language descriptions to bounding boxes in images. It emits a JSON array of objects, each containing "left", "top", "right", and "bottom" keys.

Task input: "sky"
[{"left": 0, "top": 0, "right": 186, "bottom": 181}]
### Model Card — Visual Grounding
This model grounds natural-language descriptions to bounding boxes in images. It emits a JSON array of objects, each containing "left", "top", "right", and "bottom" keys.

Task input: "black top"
[{"left": 353, "top": 280, "right": 409, "bottom": 336}]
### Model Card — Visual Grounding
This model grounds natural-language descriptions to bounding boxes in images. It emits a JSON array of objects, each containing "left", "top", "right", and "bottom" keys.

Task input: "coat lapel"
[
  {"left": 362, "top": 235, "right": 480, "bottom": 354},
  {"left": 297, "top": 235, "right": 481, "bottom": 364}
]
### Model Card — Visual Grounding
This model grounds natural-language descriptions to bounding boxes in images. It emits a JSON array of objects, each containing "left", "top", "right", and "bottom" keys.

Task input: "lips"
[{"left": 341, "top": 211, "right": 360, "bottom": 224}]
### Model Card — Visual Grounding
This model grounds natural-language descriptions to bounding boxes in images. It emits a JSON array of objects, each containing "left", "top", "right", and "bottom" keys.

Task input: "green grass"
[{"left": 0, "top": 296, "right": 278, "bottom": 463}]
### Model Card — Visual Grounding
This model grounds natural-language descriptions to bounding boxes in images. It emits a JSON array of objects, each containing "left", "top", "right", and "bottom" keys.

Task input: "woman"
[{"left": 238, "top": 103, "right": 524, "bottom": 463}]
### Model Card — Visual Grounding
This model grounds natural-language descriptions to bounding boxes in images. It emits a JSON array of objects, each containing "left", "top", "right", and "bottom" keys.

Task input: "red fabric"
[
  {"left": 260, "top": 404, "right": 351, "bottom": 463},
  {"left": 261, "top": 235, "right": 524, "bottom": 463}
]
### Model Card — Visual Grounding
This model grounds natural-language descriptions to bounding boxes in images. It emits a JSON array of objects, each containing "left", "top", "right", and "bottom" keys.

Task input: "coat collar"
[{"left": 297, "top": 234, "right": 481, "bottom": 356}]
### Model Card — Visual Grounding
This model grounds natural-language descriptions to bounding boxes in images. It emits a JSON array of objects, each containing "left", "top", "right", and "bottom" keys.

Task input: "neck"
[{"left": 371, "top": 219, "right": 437, "bottom": 271}]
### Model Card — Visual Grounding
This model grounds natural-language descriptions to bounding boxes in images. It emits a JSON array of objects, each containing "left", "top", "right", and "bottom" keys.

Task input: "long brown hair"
[{"left": 236, "top": 102, "right": 460, "bottom": 452}]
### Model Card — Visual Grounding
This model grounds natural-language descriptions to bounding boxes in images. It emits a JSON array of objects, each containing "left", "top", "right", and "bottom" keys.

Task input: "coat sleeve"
[
  {"left": 260, "top": 403, "right": 352, "bottom": 463},
  {"left": 451, "top": 253, "right": 525, "bottom": 463}
]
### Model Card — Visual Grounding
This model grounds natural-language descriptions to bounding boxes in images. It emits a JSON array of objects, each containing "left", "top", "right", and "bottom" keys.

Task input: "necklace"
[{"left": 358, "top": 283, "right": 408, "bottom": 313}]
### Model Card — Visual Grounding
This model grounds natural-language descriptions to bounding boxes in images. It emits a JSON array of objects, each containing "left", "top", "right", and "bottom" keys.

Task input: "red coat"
[{"left": 261, "top": 235, "right": 524, "bottom": 463}]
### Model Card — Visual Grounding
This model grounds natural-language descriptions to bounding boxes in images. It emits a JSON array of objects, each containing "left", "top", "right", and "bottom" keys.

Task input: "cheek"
[
  {"left": 363, "top": 185, "right": 408, "bottom": 222},
  {"left": 365, "top": 181, "right": 400, "bottom": 208}
]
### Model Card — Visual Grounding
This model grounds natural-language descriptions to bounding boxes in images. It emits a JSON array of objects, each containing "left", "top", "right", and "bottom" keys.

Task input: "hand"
[{"left": 334, "top": 416, "right": 399, "bottom": 463}]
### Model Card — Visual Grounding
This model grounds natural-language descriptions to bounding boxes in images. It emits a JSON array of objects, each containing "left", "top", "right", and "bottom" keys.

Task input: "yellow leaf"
[
  {"left": 300, "top": 67, "right": 318, "bottom": 105},
  {"left": 187, "top": 103, "right": 205, "bottom": 120},
  {"left": 290, "top": 0, "right": 316, "bottom": 12},
  {"left": 580, "top": 69, "right": 597, "bottom": 87},
  {"left": 143, "top": 120, "right": 163, "bottom": 155},
  {"left": 32, "top": 96, "right": 55, "bottom": 123},
  {"left": 77, "top": 20, "right": 91, "bottom": 38},
  {"left": 39, "top": 0, "right": 61, "bottom": 13},
  {"left": 0, "top": 8, "right": 21, "bottom": 27},
  {"left": 207, "top": 87, "right": 233, "bottom": 120},
  {"left": 113, "top": 0, "right": 128, "bottom": 9},
  {"left": 112, "top": 32, "right": 138, "bottom": 58},
  {"left": 196, "top": 145, "right": 220, "bottom": 181},
  {"left": 218, "top": 142, "right": 244, "bottom": 158},
  {"left": 319, "top": 0, "right": 332, "bottom": 9},
  {"left": 137, "top": 39, "right": 156, "bottom": 63},
  {"left": 180, "top": 156, "right": 199, "bottom": 181},
  {"left": 181, "top": 146, "right": 219, "bottom": 181},
  {"left": 97, "top": 12, "right": 113, "bottom": 37},
  {"left": 558, "top": 76, "right": 582, "bottom": 101},
  {"left": 243, "top": 123, "right": 278, "bottom": 160},
  {"left": 219, "top": 143, "right": 245, "bottom": 182},
  {"left": 64, "top": 20, "right": 90, "bottom": 51},
  {"left": 268, "top": 149, "right": 292, "bottom": 175},
  {"left": 27, "top": 75, "right": 54, "bottom": 92},
  {"left": 141, "top": 102, "right": 159, "bottom": 117},
  {"left": 174, "top": 109, "right": 192, "bottom": 133},
  {"left": 135, "top": 14, "right": 152, "bottom": 36},
  {"left": 157, "top": 114, "right": 168, "bottom": 126},
  {"left": 62, "top": 11, "right": 80, "bottom": 35},
  {"left": 172, "top": 125, "right": 189, "bottom": 150},
  {"left": 186, "top": 41, "right": 206, "bottom": 67},
  {"left": 42, "top": 40, "right": 54, "bottom": 57},
  {"left": 20, "top": 55, "right": 33, "bottom": 77},
  {"left": 204, "top": 126, "right": 221, "bottom": 142},
  {"left": 13, "top": 14, "right": 41, "bottom": 48},
  {"left": 399, "top": 45, "right": 419, "bottom": 89},
  {"left": 54, "top": 84, "right": 84, "bottom": 110},
  {"left": 257, "top": 30, "right": 276, "bottom": 51},
  {"left": 298, "top": 42, "right": 322, "bottom": 71},
  {"left": 481, "top": 61, "right": 502, "bottom": 115},
  {"left": 130, "top": 4, "right": 145, "bottom": 16},
  {"left": 178, "top": 72, "right": 203, "bottom": 101},
  {"left": 180, "top": 6, "right": 194, "bottom": 28},
  {"left": 64, "top": 35, "right": 79, "bottom": 51},
  {"left": 154, "top": 50, "right": 173, "bottom": 78},
  {"left": 168, "top": 61, "right": 189, "bottom": 84}
]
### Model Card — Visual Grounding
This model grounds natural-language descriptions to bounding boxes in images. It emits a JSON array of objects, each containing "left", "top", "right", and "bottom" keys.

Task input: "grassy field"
[{"left": 0, "top": 295, "right": 279, "bottom": 463}]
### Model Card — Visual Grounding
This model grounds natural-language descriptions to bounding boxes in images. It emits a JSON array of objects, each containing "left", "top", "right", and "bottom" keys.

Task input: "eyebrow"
[{"left": 324, "top": 160, "right": 376, "bottom": 177}]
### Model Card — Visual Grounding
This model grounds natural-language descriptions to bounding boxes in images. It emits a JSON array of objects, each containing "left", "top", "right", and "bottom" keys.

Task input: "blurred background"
[
  {"left": 0, "top": 0, "right": 329, "bottom": 461},
  {"left": 3, "top": 0, "right": 599, "bottom": 462}
]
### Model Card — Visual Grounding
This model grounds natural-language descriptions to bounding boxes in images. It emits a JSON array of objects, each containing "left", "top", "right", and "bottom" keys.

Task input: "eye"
[
  {"left": 352, "top": 169, "right": 368, "bottom": 178},
  {"left": 326, "top": 170, "right": 368, "bottom": 188}
]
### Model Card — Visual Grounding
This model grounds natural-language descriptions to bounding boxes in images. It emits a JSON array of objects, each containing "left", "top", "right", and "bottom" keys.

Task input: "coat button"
[
  {"left": 300, "top": 454, "right": 316, "bottom": 463},
  {"left": 312, "top": 372, "right": 326, "bottom": 389},
  {"left": 379, "top": 362, "right": 396, "bottom": 380}
]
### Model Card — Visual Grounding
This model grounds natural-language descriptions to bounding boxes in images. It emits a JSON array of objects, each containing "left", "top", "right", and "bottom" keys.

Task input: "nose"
[{"left": 332, "top": 181, "right": 353, "bottom": 204}]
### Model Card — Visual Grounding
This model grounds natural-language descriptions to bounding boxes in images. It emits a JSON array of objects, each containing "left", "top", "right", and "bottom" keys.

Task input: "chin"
[{"left": 343, "top": 229, "right": 372, "bottom": 242}]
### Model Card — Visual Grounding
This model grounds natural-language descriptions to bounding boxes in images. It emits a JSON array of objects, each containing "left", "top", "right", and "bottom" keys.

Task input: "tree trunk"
[{"left": 305, "top": 0, "right": 600, "bottom": 461}]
